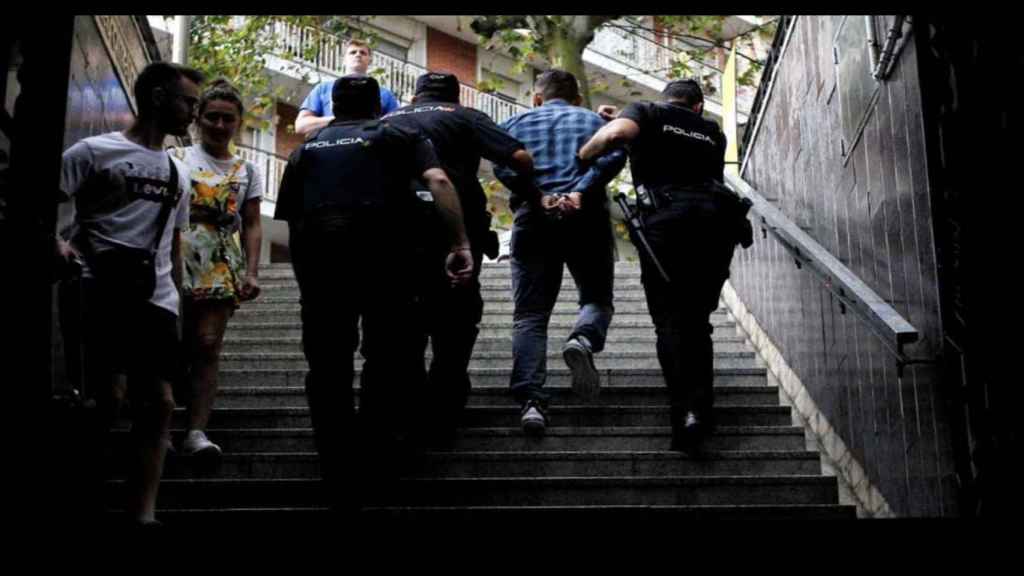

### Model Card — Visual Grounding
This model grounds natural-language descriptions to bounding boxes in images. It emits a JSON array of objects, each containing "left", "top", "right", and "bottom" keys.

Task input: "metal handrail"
[
  {"left": 724, "top": 171, "right": 920, "bottom": 364},
  {"left": 268, "top": 18, "right": 530, "bottom": 124}
]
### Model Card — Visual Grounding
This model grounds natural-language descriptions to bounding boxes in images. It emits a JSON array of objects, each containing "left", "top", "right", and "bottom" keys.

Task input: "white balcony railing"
[
  {"left": 236, "top": 144, "right": 288, "bottom": 203},
  {"left": 590, "top": 24, "right": 724, "bottom": 103},
  {"left": 269, "top": 19, "right": 530, "bottom": 125},
  {"left": 589, "top": 21, "right": 757, "bottom": 116}
]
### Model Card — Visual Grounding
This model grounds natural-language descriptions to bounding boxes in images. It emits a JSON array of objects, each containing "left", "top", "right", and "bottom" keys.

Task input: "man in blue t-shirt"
[{"left": 294, "top": 38, "right": 399, "bottom": 136}]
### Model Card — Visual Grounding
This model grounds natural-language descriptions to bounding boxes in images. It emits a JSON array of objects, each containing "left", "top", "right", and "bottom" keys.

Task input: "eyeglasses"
[{"left": 170, "top": 92, "right": 200, "bottom": 111}]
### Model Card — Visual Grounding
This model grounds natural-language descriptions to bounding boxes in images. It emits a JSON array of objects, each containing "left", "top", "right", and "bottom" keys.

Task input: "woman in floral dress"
[{"left": 172, "top": 80, "right": 263, "bottom": 457}]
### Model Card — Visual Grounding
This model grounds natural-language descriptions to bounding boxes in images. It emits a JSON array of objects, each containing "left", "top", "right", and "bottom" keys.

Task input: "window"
[
  {"left": 481, "top": 69, "right": 524, "bottom": 103},
  {"left": 369, "top": 36, "right": 408, "bottom": 62}
]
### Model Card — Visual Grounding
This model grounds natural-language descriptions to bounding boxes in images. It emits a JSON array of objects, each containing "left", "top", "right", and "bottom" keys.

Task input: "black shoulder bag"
[{"left": 86, "top": 156, "right": 179, "bottom": 301}]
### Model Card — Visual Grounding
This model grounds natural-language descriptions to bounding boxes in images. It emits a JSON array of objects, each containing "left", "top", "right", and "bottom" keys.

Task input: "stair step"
[
  {"left": 248, "top": 293, "right": 653, "bottom": 305},
  {"left": 359, "top": 503, "right": 857, "bottom": 520},
  {"left": 212, "top": 384, "right": 780, "bottom": 408},
  {"left": 245, "top": 300, "right": 654, "bottom": 314},
  {"left": 171, "top": 405, "right": 792, "bottom": 429},
  {"left": 258, "top": 276, "right": 653, "bottom": 291},
  {"left": 256, "top": 285, "right": 655, "bottom": 300},
  {"left": 217, "top": 352, "right": 760, "bottom": 371},
  {"left": 141, "top": 504, "right": 856, "bottom": 525},
  {"left": 221, "top": 336, "right": 751, "bottom": 355},
  {"left": 113, "top": 425, "right": 808, "bottom": 452},
  {"left": 106, "top": 475, "right": 839, "bottom": 508},
  {"left": 115, "top": 450, "right": 821, "bottom": 480},
  {"left": 216, "top": 367, "right": 768, "bottom": 388},
  {"left": 225, "top": 321, "right": 740, "bottom": 339},
  {"left": 228, "top": 308, "right": 732, "bottom": 324},
  {"left": 257, "top": 262, "right": 644, "bottom": 279}
]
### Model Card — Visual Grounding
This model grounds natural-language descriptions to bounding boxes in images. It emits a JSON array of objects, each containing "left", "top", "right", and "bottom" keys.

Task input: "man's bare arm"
[
  {"left": 422, "top": 167, "right": 469, "bottom": 250},
  {"left": 423, "top": 167, "right": 474, "bottom": 283},
  {"left": 578, "top": 118, "right": 641, "bottom": 161},
  {"left": 508, "top": 148, "right": 534, "bottom": 174},
  {"left": 294, "top": 110, "right": 334, "bottom": 137}
]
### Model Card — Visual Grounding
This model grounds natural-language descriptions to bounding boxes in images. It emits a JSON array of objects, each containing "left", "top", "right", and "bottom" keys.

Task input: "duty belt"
[{"left": 654, "top": 188, "right": 716, "bottom": 205}]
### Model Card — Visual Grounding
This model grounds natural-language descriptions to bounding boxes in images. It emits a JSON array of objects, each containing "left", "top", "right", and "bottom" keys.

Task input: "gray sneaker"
[
  {"left": 182, "top": 429, "right": 222, "bottom": 458},
  {"left": 563, "top": 336, "right": 600, "bottom": 401},
  {"left": 520, "top": 401, "right": 548, "bottom": 436}
]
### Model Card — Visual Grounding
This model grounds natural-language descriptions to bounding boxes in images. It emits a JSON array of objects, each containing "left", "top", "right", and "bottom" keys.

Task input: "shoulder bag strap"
[{"left": 149, "top": 155, "right": 179, "bottom": 252}]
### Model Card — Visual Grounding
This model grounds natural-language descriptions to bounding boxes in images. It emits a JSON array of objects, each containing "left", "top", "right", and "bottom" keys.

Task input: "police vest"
[
  {"left": 298, "top": 120, "right": 415, "bottom": 214},
  {"left": 625, "top": 101, "right": 726, "bottom": 193}
]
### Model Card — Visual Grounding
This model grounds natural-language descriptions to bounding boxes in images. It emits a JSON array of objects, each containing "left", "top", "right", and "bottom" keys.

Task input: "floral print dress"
[{"left": 172, "top": 146, "right": 262, "bottom": 305}]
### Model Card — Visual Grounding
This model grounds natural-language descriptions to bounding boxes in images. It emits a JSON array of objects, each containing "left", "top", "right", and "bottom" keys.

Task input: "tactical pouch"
[{"left": 708, "top": 181, "right": 753, "bottom": 249}]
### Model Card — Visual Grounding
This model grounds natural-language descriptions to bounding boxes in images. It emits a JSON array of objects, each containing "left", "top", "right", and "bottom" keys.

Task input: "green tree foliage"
[{"left": 472, "top": 15, "right": 621, "bottom": 109}]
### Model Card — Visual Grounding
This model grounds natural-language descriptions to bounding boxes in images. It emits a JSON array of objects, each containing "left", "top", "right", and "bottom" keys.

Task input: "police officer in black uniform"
[
  {"left": 382, "top": 72, "right": 535, "bottom": 443},
  {"left": 273, "top": 75, "right": 473, "bottom": 511},
  {"left": 579, "top": 79, "right": 751, "bottom": 454}
]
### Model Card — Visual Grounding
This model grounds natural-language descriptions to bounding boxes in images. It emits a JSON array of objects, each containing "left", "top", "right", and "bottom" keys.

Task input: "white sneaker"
[
  {"left": 182, "top": 429, "right": 222, "bottom": 457},
  {"left": 520, "top": 401, "right": 548, "bottom": 436},
  {"left": 563, "top": 336, "right": 600, "bottom": 400}
]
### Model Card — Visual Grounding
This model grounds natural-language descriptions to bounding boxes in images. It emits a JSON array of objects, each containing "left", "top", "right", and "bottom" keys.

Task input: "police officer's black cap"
[
  {"left": 415, "top": 72, "right": 461, "bottom": 103},
  {"left": 332, "top": 74, "right": 381, "bottom": 116},
  {"left": 662, "top": 78, "right": 704, "bottom": 103}
]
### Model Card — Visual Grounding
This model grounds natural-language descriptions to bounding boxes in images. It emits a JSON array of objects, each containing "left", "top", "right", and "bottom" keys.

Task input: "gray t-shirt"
[{"left": 59, "top": 131, "right": 191, "bottom": 315}]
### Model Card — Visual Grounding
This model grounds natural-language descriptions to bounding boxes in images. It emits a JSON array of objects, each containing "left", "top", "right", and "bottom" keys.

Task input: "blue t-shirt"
[{"left": 299, "top": 79, "right": 399, "bottom": 117}]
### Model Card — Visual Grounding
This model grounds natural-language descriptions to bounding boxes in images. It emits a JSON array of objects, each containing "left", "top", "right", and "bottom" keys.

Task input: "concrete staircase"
[{"left": 107, "top": 261, "right": 856, "bottom": 523}]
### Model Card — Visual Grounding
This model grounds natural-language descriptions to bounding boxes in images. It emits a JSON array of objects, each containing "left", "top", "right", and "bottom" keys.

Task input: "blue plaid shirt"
[{"left": 494, "top": 99, "right": 626, "bottom": 200}]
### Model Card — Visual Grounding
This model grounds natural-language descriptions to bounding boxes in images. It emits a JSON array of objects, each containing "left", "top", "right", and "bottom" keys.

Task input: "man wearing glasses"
[{"left": 55, "top": 61, "right": 203, "bottom": 526}]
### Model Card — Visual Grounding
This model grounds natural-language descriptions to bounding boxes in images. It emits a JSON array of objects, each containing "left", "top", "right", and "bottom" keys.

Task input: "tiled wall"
[{"left": 731, "top": 16, "right": 958, "bottom": 516}]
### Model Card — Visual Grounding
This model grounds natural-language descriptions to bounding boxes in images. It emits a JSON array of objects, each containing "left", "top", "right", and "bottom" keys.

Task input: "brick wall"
[
  {"left": 427, "top": 28, "right": 477, "bottom": 87},
  {"left": 275, "top": 102, "right": 304, "bottom": 158}
]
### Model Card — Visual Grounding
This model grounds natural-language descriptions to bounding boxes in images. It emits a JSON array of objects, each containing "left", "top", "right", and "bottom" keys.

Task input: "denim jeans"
[{"left": 509, "top": 205, "right": 615, "bottom": 405}]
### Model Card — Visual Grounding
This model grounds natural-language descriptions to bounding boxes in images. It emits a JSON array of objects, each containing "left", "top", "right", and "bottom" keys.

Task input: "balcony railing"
[
  {"left": 269, "top": 19, "right": 530, "bottom": 125},
  {"left": 589, "top": 20, "right": 756, "bottom": 115},
  {"left": 235, "top": 143, "right": 289, "bottom": 203}
]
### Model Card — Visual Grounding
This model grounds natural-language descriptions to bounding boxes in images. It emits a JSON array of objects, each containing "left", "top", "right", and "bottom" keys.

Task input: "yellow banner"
[{"left": 722, "top": 45, "right": 739, "bottom": 177}]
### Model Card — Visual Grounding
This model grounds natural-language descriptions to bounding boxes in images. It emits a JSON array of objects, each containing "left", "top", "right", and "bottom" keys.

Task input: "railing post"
[{"left": 265, "top": 155, "right": 271, "bottom": 200}]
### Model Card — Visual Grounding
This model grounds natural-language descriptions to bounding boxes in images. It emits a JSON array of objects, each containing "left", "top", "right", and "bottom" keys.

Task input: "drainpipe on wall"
[
  {"left": 173, "top": 15, "right": 190, "bottom": 64},
  {"left": 873, "top": 15, "right": 908, "bottom": 80},
  {"left": 865, "top": 16, "right": 880, "bottom": 74}
]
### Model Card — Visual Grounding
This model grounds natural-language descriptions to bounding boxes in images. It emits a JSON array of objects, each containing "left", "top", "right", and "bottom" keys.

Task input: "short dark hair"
[
  {"left": 662, "top": 79, "right": 704, "bottom": 107},
  {"left": 535, "top": 69, "right": 579, "bottom": 102},
  {"left": 199, "top": 79, "right": 244, "bottom": 117},
  {"left": 331, "top": 74, "right": 382, "bottom": 119},
  {"left": 134, "top": 61, "right": 205, "bottom": 116},
  {"left": 414, "top": 72, "right": 460, "bottom": 103}
]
